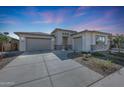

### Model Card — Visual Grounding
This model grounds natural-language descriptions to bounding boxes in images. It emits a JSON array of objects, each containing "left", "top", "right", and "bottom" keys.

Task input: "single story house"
[{"left": 15, "top": 28, "right": 110, "bottom": 52}]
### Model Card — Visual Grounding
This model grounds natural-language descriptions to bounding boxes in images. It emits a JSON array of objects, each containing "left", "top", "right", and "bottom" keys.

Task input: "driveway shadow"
[
  {"left": 22, "top": 50, "right": 52, "bottom": 56},
  {"left": 20, "top": 50, "right": 73, "bottom": 60},
  {"left": 52, "top": 51, "right": 73, "bottom": 60}
]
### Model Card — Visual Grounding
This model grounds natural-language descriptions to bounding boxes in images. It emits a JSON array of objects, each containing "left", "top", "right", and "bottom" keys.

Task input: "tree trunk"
[
  {"left": 118, "top": 42, "right": 121, "bottom": 53},
  {"left": 0, "top": 43, "right": 3, "bottom": 61},
  {"left": 109, "top": 45, "right": 111, "bottom": 54},
  {"left": 119, "top": 47, "right": 120, "bottom": 53}
]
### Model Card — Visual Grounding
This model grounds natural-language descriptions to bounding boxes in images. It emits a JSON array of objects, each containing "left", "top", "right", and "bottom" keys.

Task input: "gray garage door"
[
  {"left": 74, "top": 37, "right": 82, "bottom": 51},
  {"left": 26, "top": 38, "right": 51, "bottom": 51}
]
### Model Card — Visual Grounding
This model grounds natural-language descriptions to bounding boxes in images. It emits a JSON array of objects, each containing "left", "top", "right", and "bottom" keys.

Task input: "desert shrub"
[
  {"left": 82, "top": 57, "right": 89, "bottom": 61},
  {"left": 94, "top": 60, "right": 117, "bottom": 72},
  {"left": 81, "top": 51, "right": 90, "bottom": 54},
  {"left": 92, "top": 52, "right": 105, "bottom": 57},
  {"left": 111, "top": 52, "right": 124, "bottom": 57}
]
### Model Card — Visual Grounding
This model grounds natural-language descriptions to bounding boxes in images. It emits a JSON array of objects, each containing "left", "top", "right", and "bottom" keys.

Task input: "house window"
[
  {"left": 96, "top": 35, "right": 106, "bottom": 45},
  {"left": 63, "top": 32, "right": 69, "bottom": 36}
]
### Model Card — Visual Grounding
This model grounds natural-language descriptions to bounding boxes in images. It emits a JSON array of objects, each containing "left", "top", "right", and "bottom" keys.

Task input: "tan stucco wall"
[
  {"left": 72, "top": 32, "right": 110, "bottom": 52},
  {"left": 52, "top": 30, "right": 74, "bottom": 46}
]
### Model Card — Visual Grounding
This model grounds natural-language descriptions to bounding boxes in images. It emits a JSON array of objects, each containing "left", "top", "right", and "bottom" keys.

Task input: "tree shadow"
[
  {"left": 21, "top": 50, "right": 52, "bottom": 56},
  {"left": 0, "top": 51, "right": 23, "bottom": 70}
]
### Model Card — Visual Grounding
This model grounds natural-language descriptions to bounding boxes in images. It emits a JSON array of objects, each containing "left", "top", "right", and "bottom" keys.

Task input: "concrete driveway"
[{"left": 0, "top": 51, "right": 103, "bottom": 87}]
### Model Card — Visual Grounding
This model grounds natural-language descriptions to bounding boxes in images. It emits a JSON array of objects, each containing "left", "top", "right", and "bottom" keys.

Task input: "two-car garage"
[
  {"left": 15, "top": 32, "right": 53, "bottom": 51},
  {"left": 26, "top": 38, "right": 52, "bottom": 51}
]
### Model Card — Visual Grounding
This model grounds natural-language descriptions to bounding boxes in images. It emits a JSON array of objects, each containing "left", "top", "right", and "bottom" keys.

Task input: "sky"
[{"left": 0, "top": 6, "right": 124, "bottom": 39}]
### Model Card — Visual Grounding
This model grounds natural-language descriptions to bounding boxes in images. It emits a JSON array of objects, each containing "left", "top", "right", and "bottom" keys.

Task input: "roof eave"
[{"left": 14, "top": 32, "right": 52, "bottom": 37}]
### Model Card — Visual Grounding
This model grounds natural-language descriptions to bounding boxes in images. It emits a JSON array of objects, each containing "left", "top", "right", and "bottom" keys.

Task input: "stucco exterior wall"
[
  {"left": 19, "top": 35, "right": 26, "bottom": 51},
  {"left": 54, "top": 31, "right": 73, "bottom": 45},
  {"left": 52, "top": 30, "right": 75, "bottom": 50},
  {"left": 73, "top": 32, "right": 92, "bottom": 52},
  {"left": 72, "top": 33, "right": 82, "bottom": 50},
  {"left": 72, "top": 32, "right": 110, "bottom": 52},
  {"left": 84, "top": 32, "right": 92, "bottom": 52},
  {"left": 56, "top": 31, "right": 63, "bottom": 45}
]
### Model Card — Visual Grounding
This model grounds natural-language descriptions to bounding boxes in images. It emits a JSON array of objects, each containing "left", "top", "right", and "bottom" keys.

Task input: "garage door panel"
[
  {"left": 74, "top": 37, "right": 82, "bottom": 51},
  {"left": 26, "top": 38, "right": 51, "bottom": 51}
]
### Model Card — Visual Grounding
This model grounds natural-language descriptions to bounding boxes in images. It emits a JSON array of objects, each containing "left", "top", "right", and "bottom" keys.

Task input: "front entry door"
[{"left": 62, "top": 37, "right": 68, "bottom": 50}]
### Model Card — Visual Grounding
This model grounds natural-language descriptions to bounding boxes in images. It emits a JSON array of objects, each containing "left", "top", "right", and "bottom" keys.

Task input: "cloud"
[
  {"left": 24, "top": 7, "right": 75, "bottom": 24},
  {"left": 22, "top": 7, "right": 54, "bottom": 24},
  {"left": 32, "top": 9, "right": 66, "bottom": 24},
  {"left": 0, "top": 20, "right": 17, "bottom": 25},
  {"left": 22, "top": 7, "right": 39, "bottom": 16},
  {"left": 72, "top": 8, "right": 118, "bottom": 32},
  {"left": 72, "top": 22, "right": 124, "bottom": 34},
  {"left": 103, "top": 9, "right": 118, "bottom": 19},
  {"left": 77, "top": 6, "right": 90, "bottom": 11},
  {"left": 0, "top": 14, "right": 8, "bottom": 17},
  {"left": 39, "top": 11, "right": 53, "bottom": 24},
  {"left": 74, "top": 6, "right": 90, "bottom": 17},
  {"left": 72, "top": 21, "right": 124, "bottom": 34},
  {"left": 74, "top": 12, "right": 86, "bottom": 17},
  {"left": 55, "top": 8, "right": 68, "bottom": 24},
  {"left": 31, "top": 11, "right": 54, "bottom": 24}
]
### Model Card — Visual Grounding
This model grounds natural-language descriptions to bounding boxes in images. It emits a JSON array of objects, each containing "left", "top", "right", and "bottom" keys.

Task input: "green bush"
[
  {"left": 92, "top": 52, "right": 105, "bottom": 57},
  {"left": 81, "top": 51, "right": 90, "bottom": 54}
]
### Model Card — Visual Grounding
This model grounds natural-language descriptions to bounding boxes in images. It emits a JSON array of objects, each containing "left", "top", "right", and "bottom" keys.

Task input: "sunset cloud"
[
  {"left": 32, "top": 10, "right": 66, "bottom": 24},
  {"left": 0, "top": 6, "right": 123, "bottom": 35},
  {"left": 39, "top": 11, "right": 53, "bottom": 23},
  {"left": 72, "top": 8, "right": 119, "bottom": 32},
  {"left": 74, "top": 6, "right": 90, "bottom": 17}
]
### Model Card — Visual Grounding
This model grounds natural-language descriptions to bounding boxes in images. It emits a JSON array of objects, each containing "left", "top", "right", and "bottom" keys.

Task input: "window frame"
[{"left": 96, "top": 35, "right": 106, "bottom": 45}]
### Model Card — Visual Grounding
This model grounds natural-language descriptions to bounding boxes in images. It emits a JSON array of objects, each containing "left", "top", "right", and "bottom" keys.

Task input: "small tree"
[
  {"left": 113, "top": 34, "right": 124, "bottom": 53},
  {"left": 108, "top": 34, "right": 113, "bottom": 54},
  {"left": 0, "top": 32, "right": 9, "bottom": 60}
]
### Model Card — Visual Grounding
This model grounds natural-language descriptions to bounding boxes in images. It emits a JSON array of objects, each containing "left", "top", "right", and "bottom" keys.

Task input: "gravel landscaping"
[
  {"left": 68, "top": 52, "right": 123, "bottom": 76},
  {"left": 0, "top": 51, "right": 23, "bottom": 70},
  {"left": 0, "top": 57, "right": 17, "bottom": 69},
  {"left": 74, "top": 56, "right": 122, "bottom": 76},
  {"left": 92, "top": 52, "right": 124, "bottom": 66}
]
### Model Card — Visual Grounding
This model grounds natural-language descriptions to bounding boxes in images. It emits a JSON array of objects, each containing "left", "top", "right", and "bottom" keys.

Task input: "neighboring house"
[
  {"left": 0, "top": 37, "right": 19, "bottom": 52},
  {"left": 15, "top": 28, "right": 110, "bottom": 52}
]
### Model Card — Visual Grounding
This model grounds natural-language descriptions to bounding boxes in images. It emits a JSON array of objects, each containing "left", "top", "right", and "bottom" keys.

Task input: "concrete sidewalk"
[
  {"left": 91, "top": 67, "right": 124, "bottom": 87},
  {"left": 0, "top": 51, "right": 103, "bottom": 87}
]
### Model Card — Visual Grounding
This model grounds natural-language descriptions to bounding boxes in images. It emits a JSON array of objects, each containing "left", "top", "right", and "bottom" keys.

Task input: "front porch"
[
  {"left": 91, "top": 44, "right": 109, "bottom": 52},
  {"left": 54, "top": 45, "right": 72, "bottom": 50}
]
